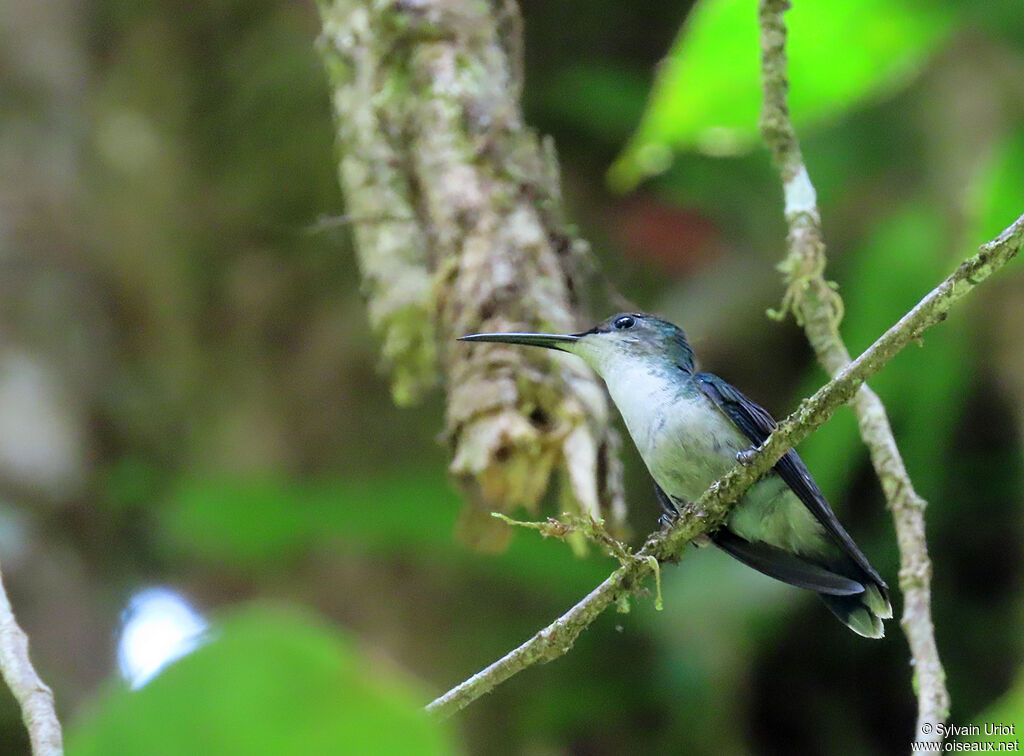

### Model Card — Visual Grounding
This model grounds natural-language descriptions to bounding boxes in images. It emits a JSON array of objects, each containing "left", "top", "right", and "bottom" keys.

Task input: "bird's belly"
[
  {"left": 631, "top": 394, "right": 750, "bottom": 503},
  {"left": 609, "top": 371, "right": 832, "bottom": 561},
  {"left": 728, "top": 477, "right": 831, "bottom": 558}
]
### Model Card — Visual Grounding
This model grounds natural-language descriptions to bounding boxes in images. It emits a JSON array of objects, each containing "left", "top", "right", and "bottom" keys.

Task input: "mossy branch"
[
  {"left": 316, "top": 0, "right": 625, "bottom": 551},
  {"left": 425, "top": 212, "right": 1023, "bottom": 718}
]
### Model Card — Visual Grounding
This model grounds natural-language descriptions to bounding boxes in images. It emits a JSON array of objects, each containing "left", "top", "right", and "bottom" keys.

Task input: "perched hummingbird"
[{"left": 460, "top": 313, "right": 891, "bottom": 637}]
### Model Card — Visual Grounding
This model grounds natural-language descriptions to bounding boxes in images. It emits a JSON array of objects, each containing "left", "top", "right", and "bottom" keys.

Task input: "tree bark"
[{"left": 316, "top": 0, "right": 625, "bottom": 549}]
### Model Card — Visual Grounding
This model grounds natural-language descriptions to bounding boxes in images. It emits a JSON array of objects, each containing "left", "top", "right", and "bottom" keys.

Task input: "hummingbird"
[{"left": 460, "top": 313, "right": 891, "bottom": 637}]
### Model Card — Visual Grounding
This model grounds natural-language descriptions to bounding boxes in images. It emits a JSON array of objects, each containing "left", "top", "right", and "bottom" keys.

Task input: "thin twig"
[
  {"left": 303, "top": 213, "right": 416, "bottom": 235},
  {"left": 757, "top": 0, "right": 954, "bottom": 742},
  {"left": 426, "top": 213, "right": 1023, "bottom": 718},
  {"left": 0, "top": 568, "right": 62, "bottom": 755}
]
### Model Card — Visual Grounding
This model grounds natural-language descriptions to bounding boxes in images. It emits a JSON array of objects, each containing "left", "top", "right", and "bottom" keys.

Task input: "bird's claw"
[
  {"left": 658, "top": 511, "right": 679, "bottom": 530},
  {"left": 735, "top": 448, "right": 757, "bottom": 466}
]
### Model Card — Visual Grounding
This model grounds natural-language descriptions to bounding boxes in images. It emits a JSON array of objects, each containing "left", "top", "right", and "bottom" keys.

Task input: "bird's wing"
[
  {"left": 710, "top": 529, "right": 865, "bottom": 595},
  {"left": 694, "top": 372, "right": 886, "bottom": 588},
  {"left": 653, "top": 483, "right": 864, "bottom": 594}
]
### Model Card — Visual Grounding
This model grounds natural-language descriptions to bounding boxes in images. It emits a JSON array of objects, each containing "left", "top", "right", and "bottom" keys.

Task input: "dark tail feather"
[
  {"left": 819, "top": 580, "right": 892, "bottom": 639},
  {"left": 711, "top": 530, "right": 865, "bottom": 595},
  {"left": 709, "top": 528, "right": 893, "bottom": 638}
]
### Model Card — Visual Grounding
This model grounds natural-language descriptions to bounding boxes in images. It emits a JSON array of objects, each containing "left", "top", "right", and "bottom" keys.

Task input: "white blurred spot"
[
  {"left": 784, "top": 163, "right": 819, "bottom": 216},
  {"left": 118, "top": 588, "right": 208, "bottom": 689}
]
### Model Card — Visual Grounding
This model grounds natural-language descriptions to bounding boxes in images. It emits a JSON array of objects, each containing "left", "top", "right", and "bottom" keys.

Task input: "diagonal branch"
[
  {"left": 0, "top": 568, "right": 62, "bottom": 755},
  {"left": 426, "top": 213, "right": 1023, "bottom": 718},
  {"left": 757, "top": 0, "right": 956, "bottom": 742}
]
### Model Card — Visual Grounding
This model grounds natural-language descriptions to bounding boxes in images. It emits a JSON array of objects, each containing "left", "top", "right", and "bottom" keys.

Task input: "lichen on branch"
[{"left": 316, "top": 0, "right": 625, "bottom": 550}]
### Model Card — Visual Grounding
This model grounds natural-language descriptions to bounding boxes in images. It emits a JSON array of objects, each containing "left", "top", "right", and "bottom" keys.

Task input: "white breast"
[{"left": 603, "top": 364, "right": 748, "bottom": 502}]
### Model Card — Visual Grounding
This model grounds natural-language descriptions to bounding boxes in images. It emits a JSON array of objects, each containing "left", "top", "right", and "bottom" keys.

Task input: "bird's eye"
[{"left": 614, "top": 315, "right": 635, "bottom": 330}]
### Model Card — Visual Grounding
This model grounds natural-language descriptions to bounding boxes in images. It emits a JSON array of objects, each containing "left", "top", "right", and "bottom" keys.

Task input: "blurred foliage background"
[{"left": 1, "top": 0, "right": 1023, "bottom": 753}]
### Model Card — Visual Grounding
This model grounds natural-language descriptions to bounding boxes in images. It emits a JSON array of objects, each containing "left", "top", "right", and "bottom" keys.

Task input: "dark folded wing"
[
  {"left": 711, "top": 529, "right": 865, "bottom": 595},
  {"left": 694, "top": 372, "right": 886, "bottom": 588}
]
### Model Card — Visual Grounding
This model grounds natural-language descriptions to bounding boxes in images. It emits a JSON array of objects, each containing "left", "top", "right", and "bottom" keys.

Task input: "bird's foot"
[
  {"left": 735, "top": 448, "right": 758, "bottom": 466},
  {"left": 658, "top": 511, "right": 679, "bottom": 530},
  {"left": 654, "top": 485, "right": 683, "bottom": 519}
]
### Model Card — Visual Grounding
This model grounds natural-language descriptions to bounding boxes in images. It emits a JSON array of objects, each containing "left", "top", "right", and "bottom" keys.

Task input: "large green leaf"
[
  {"left": 609, "top": 0, "right": 952, "bottom": 189},
  {"left": 68, "top": 604, "right": 457, "bottom": 756}
]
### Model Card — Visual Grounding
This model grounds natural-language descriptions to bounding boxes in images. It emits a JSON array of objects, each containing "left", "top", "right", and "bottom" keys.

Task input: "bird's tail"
[{"left": 818, "top": 581, "right": 892, "bottom": 639}]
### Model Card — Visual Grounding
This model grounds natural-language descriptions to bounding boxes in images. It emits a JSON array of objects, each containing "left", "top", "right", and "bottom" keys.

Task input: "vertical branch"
[
  {"left": 757, "top": 0, "right": 949, "bottom": 743},
  {"left": 316, "top": 0, "right": 625, "bottom": 550},
  {"left": 0, "top": 569, "right": 62, "bottom": 755}
]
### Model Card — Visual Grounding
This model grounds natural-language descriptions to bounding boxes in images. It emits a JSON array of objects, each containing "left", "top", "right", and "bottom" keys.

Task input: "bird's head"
[{"left": 459, "top": 313, "right": 695, "bottom": 375}]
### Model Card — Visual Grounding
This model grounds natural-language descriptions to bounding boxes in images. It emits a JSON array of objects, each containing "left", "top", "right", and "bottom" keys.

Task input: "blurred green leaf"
[
  {"left": 103, "top": 455, "right": 166, "bottom": 513},
  {"left": 637, "top": 547, "right": 790, "bottom": 754},
  {"left": 968, "top": 126, "right": 1024, "bottom": 248},
  {"left": 609, "top": 0, "right": 952, "bottom": 189},
  {"left": 158, "top": 469, "right": 615, "bottom": 597},
  {"left": 964, "top": 664, "right": 1024, "bottom": 741},
  {"left": 159, "top": 471, "right": 459, "bottom": 566},
  {"left": 959, "top": 0, "right": 1024, "bottom": 50},
  {"left": 68, "top": 603, "right": 457, "bottom": 756},
  {"left": 533, "top": 63, "right": 650, "bottom": 144},
  {"left": 797, "top": 204, "right": 967, "bottom": 508}
]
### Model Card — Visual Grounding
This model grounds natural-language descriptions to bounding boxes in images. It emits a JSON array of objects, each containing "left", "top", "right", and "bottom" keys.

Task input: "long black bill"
[{"left": 458, "top": 332, "right": 580, "bottom": 352}]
